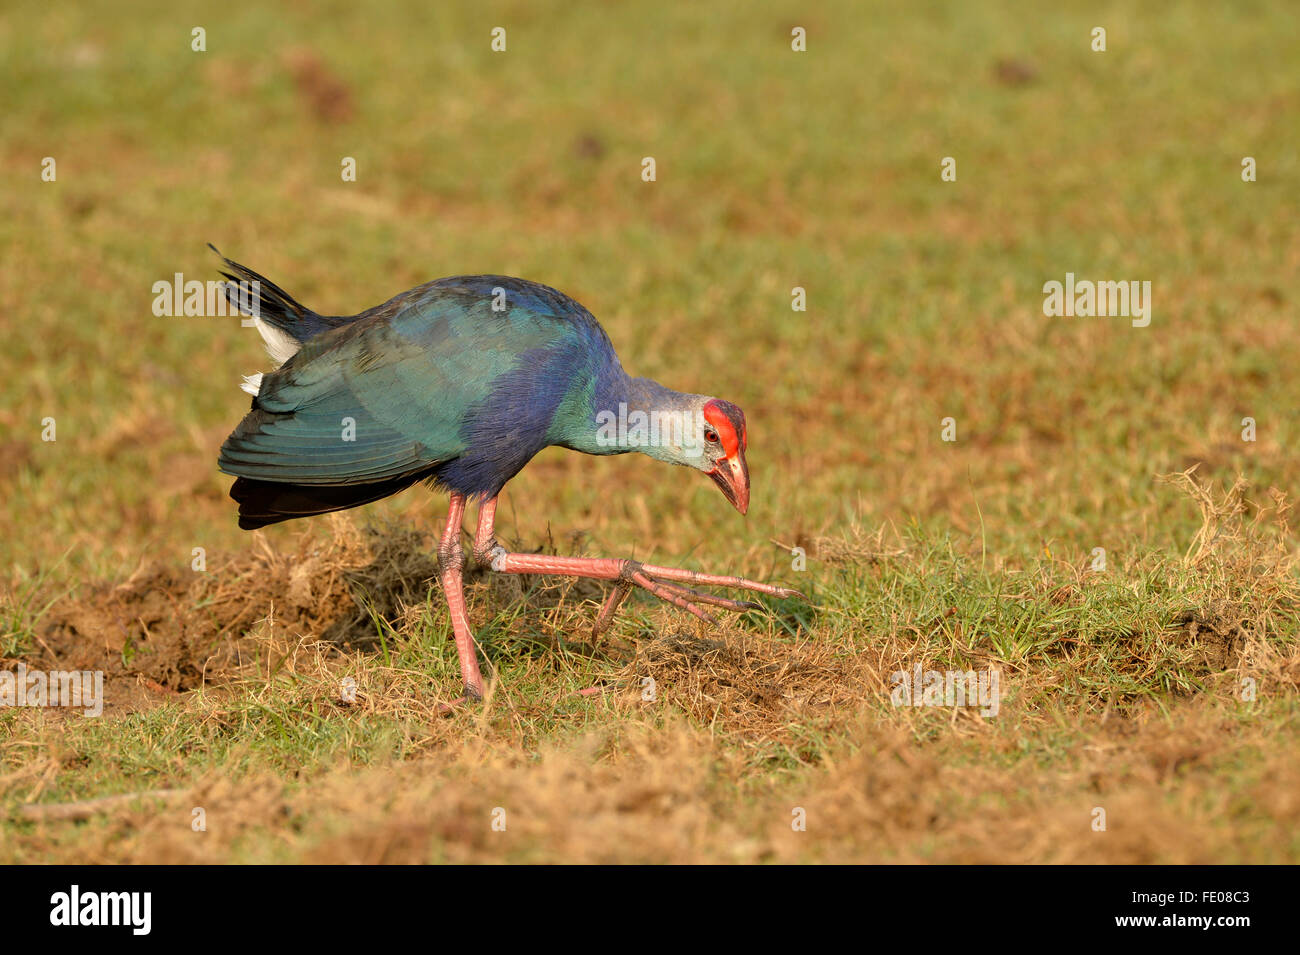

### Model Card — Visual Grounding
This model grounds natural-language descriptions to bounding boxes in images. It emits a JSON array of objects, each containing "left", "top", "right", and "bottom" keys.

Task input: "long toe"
[
  {"left": 637, "top": 563, "right": 803, "bottom": 598},
  {"left": 630, "top": 571, "right": 719, "bottom": 626},
  {"left": 650, "top": 579, "right": 763, "bottom": 612}
]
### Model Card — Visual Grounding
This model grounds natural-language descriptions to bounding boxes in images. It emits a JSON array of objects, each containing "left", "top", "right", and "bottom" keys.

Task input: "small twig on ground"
[{"left": 16, "top": 789, "right": 190, "bottom": 822}]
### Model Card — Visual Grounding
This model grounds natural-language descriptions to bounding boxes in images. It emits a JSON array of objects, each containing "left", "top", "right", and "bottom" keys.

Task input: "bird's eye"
[{"left": 704, "top": 428, "right": 719, "bottom": 444}]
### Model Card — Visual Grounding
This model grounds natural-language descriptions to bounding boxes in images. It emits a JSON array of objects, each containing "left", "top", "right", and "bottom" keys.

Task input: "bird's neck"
[
  {"left": 558, "top": 374, "right": 705, "bottom": 463},
  {"left": 624, "top": 376, "right": 697, "bottom": 417}
]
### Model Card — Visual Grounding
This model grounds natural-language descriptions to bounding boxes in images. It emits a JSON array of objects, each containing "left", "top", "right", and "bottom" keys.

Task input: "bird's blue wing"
[{"left": 218, "top": 277, "right": 601, "bottom": 486}]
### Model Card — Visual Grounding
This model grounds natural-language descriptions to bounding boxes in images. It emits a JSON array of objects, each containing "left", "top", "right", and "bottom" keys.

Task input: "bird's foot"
[
  {"left": 614, "top": 558, "right": 804, "bottom": 628},
  {"left": 436, "top": 682, "right": 485, "bottom": 716},
  {"left": 483, "top": 547, "right": 804, "bottom": 636}
]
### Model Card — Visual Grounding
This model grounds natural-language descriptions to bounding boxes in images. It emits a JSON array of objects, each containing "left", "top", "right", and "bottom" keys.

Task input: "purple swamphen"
[{"left": 213, "top": 248, "right": 802, "bottom": 702}]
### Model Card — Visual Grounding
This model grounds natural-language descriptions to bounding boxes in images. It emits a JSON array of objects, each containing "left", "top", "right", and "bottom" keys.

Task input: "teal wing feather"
[{"left": 218, "top": 277, "right": 606, "bottom": 486}]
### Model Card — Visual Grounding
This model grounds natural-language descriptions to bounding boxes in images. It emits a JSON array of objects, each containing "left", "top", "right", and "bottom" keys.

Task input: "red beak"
[{"left": 707, "top": 450, "right": 750, "bottom": 515}]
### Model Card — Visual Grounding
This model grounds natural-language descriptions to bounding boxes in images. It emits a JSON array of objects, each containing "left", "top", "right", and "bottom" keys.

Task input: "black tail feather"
[
  {"left": 230, "top": 470, "right": 436, "bottom": 530},
  {"left": 208, "top": 243, "right": 330, "bottom": 341}
]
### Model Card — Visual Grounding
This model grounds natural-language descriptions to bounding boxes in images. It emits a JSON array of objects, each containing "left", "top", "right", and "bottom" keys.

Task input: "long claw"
[{"left": 630, "top": 571, "right": 718, "bottom": 626}]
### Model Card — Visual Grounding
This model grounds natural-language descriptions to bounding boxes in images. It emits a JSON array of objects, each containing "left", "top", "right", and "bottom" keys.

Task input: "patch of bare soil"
[
  {"left": 1173, "top": 604, "right": 1248, "bottom": 672},
  {"left": 33, "top": 519, "right": 439, "bottom": 700}
]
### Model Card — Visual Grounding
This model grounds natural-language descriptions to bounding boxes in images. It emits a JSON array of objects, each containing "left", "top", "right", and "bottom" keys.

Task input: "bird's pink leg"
[
  {"left": 438, "top": 492, "right": 485, "bottom": 703},
  {"left": 471, "top": 496, "right": 804, "bottom": 639},
  {"left": 472, "top": 494, "right": 499, "bottom": 559}
]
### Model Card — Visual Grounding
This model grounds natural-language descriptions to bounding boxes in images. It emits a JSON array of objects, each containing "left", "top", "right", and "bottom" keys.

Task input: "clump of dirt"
[
  {"left": 1173, "top": 604, "right": 1248, "bottom": 672},
  {"left": 34, "top": 518, "right": 439, "bottom": 694},
  {"left": 319, "top": 525, "right": 440, "bottom": 649}
]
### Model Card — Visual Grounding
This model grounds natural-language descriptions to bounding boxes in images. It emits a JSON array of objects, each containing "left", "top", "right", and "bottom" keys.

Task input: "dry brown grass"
[{"left": 6, "top": 698, "right": 1297, "bottom": 864}]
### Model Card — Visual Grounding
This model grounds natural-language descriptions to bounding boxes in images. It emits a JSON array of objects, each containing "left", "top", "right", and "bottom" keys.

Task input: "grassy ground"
[{"left": 2, "top": 0, "right": 1298, "bottom": 862}]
